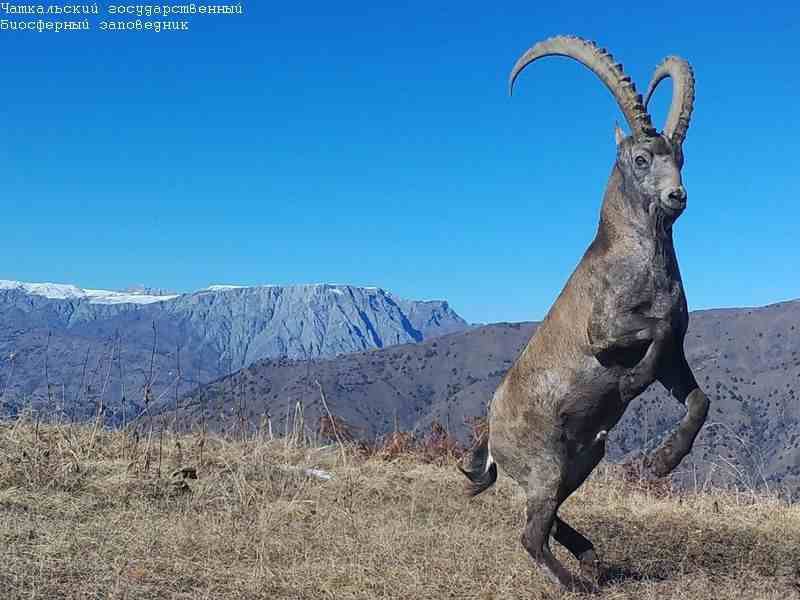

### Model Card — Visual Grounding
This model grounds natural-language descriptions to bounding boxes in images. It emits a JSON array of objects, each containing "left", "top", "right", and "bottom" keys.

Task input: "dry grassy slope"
[
  {"left": 179, "top": 300, "right": 800, "bottom": 492},
  {"left": 1, "top": 423, "right": 799, "bottom": 599}
]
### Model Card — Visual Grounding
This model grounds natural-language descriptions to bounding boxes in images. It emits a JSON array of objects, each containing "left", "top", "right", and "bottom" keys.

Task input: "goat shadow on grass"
[
  {"left": 577, "top": 511, "right": 796, "bottom": 589},
  {"left": 598, "top": 565, "right": 666, "bottom": 586}
]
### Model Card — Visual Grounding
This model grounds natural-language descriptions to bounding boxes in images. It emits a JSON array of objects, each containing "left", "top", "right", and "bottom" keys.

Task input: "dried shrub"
[
  {"left": 419, "top": 421, "right": 463, "bottom": 464},
  {"left": 317, "top": 414, "right": 355, "bottom": 443},
  {"left": 372, "top": 421, "right": 465, "bottom": 464},
  {"left": 464, "top": 415, "right": 488, "bottom": 445},
  {"left": 378, "top": 430, "right": 416, "bottom": 459},
  {"left": 621, "top": 456, "right": 676, "bottom": 498}
]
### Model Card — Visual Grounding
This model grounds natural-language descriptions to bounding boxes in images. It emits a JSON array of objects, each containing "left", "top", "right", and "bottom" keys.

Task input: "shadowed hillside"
[{"left": 180, "top": 300, "right": 800, "bottom": 492}]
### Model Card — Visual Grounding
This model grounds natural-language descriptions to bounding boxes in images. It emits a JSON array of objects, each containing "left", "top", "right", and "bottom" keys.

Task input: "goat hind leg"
[
  {"left": 522, "top": 483, "right": 597, "bottom": 593},
  {"left": 552, "top": 517, "right": 602, "bottom": 582},
  {"left": 553, "top": 435, "right": 607, "bottom": 583}
]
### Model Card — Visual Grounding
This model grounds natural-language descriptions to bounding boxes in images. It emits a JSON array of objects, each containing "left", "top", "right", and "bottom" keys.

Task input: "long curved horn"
[
  {"left": 643, "top": 56, "right": 695, "bottom": 147},
  {"left": 509, "top": 35, "right": 655, "bottom": 139}
]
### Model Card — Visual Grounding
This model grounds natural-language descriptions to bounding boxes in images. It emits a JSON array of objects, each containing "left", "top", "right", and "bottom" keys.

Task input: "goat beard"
[{"left": 648, "top": 201, "right": 674, "bottom": 234}]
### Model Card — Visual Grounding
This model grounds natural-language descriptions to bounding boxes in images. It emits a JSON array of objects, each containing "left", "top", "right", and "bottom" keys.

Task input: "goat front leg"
[
  {"left": 588, "top": 312, "right": 666, "bottom": 363},
  {"left": 617, "top": 319, "right": 670, "bottom": 402},
  {"left": 644, "top": 351, "right": 710, "bottom": 477},
  {"left": 589, "top": 312, "right": 670, "bottom": 400}
]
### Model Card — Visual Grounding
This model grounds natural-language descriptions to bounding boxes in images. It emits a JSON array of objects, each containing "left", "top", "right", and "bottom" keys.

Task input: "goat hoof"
[
  {"left": 578, "top": 550, "right": 603, "bottom": 582},
  {"left": 645, "top": 462, "right": 670, "bottom": 479},
  {"left": 571, "top": 576, "right": 600, "bottom": 595},
  {"left": 642, "top": 449, "right": 673, "bottom": 478}
]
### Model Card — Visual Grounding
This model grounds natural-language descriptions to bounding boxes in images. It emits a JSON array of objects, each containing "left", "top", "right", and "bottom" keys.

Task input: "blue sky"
[{"left": 1, "top": 1, "right": 798, "bottom": 323}]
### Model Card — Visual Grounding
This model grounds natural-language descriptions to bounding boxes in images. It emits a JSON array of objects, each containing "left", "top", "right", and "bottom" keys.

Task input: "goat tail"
[{"left": 458, "top": 428, "right": 497, "bottom": 497}]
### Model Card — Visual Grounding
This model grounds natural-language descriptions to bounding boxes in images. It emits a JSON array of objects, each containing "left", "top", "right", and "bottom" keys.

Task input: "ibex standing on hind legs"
[{"left": 460, "top": 36, "right": 709, "bottom": 593}]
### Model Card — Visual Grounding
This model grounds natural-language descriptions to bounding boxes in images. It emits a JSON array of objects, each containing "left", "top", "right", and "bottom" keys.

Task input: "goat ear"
[{"left": 614, "top": 122, "right": 625, "bottom": 146}]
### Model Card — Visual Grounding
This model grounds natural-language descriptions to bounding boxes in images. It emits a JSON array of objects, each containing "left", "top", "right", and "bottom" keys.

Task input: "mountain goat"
[{"left": 460, "top": 35, "right": 707, "bottom": 593}]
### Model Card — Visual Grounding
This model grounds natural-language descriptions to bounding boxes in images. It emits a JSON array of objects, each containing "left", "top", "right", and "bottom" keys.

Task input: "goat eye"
[{"left": 635, "top": 155, "right": 649, "bottom": 168}]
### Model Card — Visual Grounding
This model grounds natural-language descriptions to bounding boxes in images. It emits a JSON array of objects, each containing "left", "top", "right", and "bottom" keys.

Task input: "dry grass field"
[{"left": 1, "top": 420, "right": 799, "bottom": 599}]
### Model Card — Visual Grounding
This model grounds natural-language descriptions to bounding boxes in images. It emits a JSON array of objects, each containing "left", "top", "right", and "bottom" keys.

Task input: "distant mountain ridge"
[{"left": 0, "top": 280, "right": 468, "bottom": 422}]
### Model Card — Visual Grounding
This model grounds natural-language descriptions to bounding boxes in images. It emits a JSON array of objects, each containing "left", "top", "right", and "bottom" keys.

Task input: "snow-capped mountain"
[
  {"left": 0, "top": 280, "right": 468, "bottom": 422},
  {"left": 0, "top": 280, "right": 178, "bottom": 305}
]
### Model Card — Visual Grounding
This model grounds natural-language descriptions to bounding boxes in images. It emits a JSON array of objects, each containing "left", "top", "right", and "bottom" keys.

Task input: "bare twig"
[
  {"left": 0, "top": 350, "right": 17, "bottom": 414},
  {"left": 316, "top": 380, "right": 347, "bottom": 467},
  {"left": 117, "top": 335, "right": 126, "bottom": 430},
  {"left": 78, "top": 347, "right": 90, "bottom": 424},
  {"left": 44, "top": 330, "right": 53, "bottom": 419},
  {"left": 174, "top": 344, "right": 182, "bottom": 432}
]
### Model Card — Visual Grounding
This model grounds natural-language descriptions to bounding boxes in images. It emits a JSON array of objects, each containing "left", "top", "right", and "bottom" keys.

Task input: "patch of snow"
[
  {"left": 84, "top": 289, "right": 179, "bottom": 305},
  {"left": 303, "top": 468, "right": 334, "bottom": 481},
  {"left": 0, "top": 280, "right": 177, "bottom": 305},
  {"left": 0, "top": 280, "right": 85, "bottom": 300},
  {"left": 204, "top": 283, "right": 360, "bottom": 294},
  {"left": 1, "top": 279, "right": 394, "bottom": 304},
  {"left": 204, "top": 284, "right": 247, "bottom": 291}
]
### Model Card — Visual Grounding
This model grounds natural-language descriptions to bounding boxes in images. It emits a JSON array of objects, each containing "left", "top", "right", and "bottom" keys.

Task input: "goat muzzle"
[{"left": 659, "top": 186, "right": 687, "bottom": 214}]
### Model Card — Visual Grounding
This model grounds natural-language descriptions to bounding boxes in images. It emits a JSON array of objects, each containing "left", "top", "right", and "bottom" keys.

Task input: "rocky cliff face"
[
  {"left": 159, "top": 284, "right": 466, "bottom": 366},
  {"left": 0, "top": 281, "right": 468, "bottom": 422}
]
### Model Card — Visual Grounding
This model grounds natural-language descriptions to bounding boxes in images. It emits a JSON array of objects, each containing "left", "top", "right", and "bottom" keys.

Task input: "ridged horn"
[
  {"left": 508, "top": 35, "right": 655, "bottom": 139},
  {"left": 643, "top": 56, "right": 695, "bottom": 147}
]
